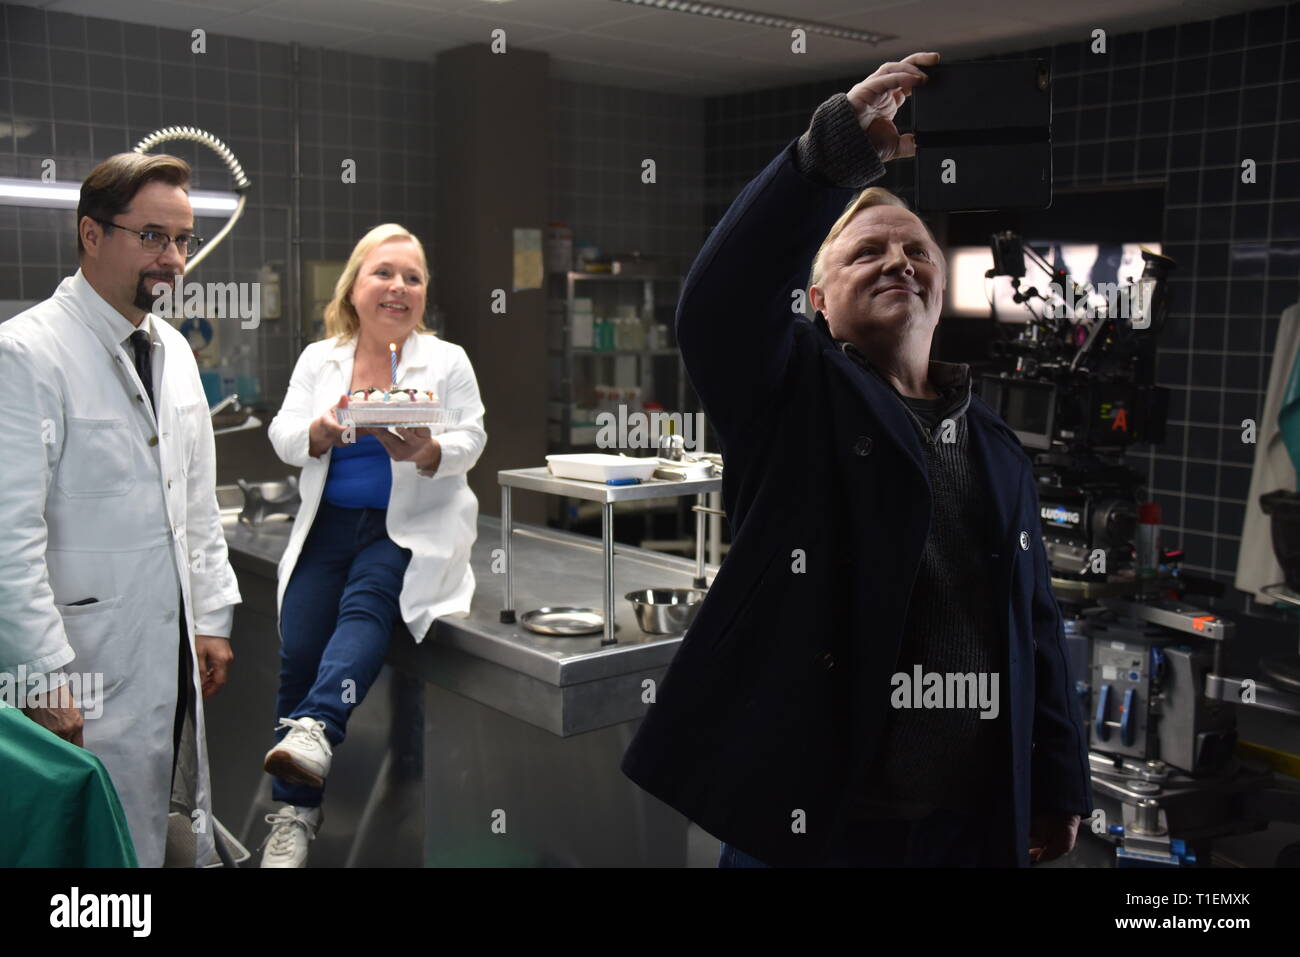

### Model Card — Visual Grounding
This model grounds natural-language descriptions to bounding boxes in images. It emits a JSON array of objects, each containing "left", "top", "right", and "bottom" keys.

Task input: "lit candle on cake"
[{"left": 389, "top": 342, "right": 397, "bottom": 390}]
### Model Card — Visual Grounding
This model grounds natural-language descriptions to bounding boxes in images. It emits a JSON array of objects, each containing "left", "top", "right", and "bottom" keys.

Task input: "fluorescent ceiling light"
[
  {"left": 607, "top": 0, "right": 897, "bottom": 44},
  {"left": 0, "top": 177, "right": 239, "bottom": 214}
]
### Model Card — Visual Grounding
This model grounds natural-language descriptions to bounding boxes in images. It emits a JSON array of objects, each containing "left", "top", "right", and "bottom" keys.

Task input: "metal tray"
[{"left": 520, "top": 607, "right": 606, "bottom": 636}]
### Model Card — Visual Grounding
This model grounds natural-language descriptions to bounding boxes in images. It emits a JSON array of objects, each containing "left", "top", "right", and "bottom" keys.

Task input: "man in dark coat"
[{"left": 621, "top": 52, "right": 1093, "bottom": 867}]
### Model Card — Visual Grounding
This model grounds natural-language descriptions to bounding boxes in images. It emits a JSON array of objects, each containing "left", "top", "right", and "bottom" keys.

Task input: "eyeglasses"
[{"left": 94, "top": 219, "right": 206, "bottom": 256}]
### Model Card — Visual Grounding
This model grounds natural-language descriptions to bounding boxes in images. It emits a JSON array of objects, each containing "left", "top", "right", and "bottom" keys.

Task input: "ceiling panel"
[
  {"left": 13, "top": 0, "right": 1285, "bottom": 94},
  {"left": 199, "top": 9, "right": 381, "bottom": 47},
  {"left": 43, "top": 0, "right": 234, "bottom": 29},
  {"left": 396, "top": 9, "right": 576, "bottom": 46},
  {"left": 550, "top": 55, "right": 734, "bottom": 94},
  {"left": 539, "top": 30, "right": 744, "bottom": 75},
  {"left": 587, "top": 12, "right": 771, "bottom": 47},
  {"left": 446, "top": 0, "right": 655, "bottom": 32},
  {"left": 44, "top": 0, "right": 265, "bottom": 15}
]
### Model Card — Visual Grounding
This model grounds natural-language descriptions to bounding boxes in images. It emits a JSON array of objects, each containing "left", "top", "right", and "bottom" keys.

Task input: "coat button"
[
  {"left": 852, "top": 436, "right": 873, "bottom": 456},
  {"left": 1019, "top": 531, "right": 1030, "bottom": 550},
  {"left": 149, "top": 435, "right": 159, "bottom": 447}
]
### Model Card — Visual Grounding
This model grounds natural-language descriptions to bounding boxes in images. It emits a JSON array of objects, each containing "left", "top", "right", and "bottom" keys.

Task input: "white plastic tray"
[
  {"left": 338, "top": 406, "right": 463, "bottom": 430},
  {"left": 545, "top": 453, "right": 659, "bottom": 483}
]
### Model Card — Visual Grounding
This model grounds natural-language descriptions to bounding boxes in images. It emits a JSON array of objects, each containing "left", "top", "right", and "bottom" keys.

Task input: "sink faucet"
[
  {"left": 210, "top": 394, "right": 241, "bottom": 418},
  {"left": 237, "top": 476, "right": 300, "bottom": 525}
]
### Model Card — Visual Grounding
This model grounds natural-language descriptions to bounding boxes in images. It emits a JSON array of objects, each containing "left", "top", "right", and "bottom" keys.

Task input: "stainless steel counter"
[
  {"left": 224, "top": 513, "right": 713, "bottom": 735},
  {"left": 214, "top": 507, "right": 713, "bottom": 866}
]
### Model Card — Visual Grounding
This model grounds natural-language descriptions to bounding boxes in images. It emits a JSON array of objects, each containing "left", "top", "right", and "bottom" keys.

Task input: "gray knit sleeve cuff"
[{"left": 795, "top": 92, "right": 888, "bottom": 189}]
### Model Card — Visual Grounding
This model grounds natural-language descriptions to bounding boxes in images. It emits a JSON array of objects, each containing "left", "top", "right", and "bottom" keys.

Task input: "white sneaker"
[
  {"left": 263, "top": 716, "right": 333, "bottom": 788},
  {"left": 259, "top": 805, "right": 322, "bottom": 868}
]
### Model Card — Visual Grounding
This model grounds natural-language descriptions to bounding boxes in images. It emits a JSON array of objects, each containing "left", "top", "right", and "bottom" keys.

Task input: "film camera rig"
[
  {"left": 975, "top": 237, "right": 1300, "bottom": 867},
  {"left": 976, "top": 232, "right": 1177, "bottom": 582}
]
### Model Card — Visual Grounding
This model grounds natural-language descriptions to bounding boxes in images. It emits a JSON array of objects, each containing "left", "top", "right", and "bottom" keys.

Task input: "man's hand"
[
  {"left": 1029, "top": 810, "right": 1081, "bottom": 864},
  {"left": 373, "top": 427, "right": 441, "bottom": 473},
  {"left": 846, "top": 52, "right": 939, "bottom": 162},
  {"left": 195, "top": 635, "right": 232, "bottom": 698},
  {"left": 22, "top": 680, "right": 84, "bottom": 747}
]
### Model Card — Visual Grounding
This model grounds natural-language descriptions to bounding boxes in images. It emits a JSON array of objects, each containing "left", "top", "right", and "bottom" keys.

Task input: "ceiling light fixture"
[
  {"left": 607, "top": 0, "right": 897, "bottom": 45},
  {"left": 0, "top": 177, "right": 240, "bottom": 213}
]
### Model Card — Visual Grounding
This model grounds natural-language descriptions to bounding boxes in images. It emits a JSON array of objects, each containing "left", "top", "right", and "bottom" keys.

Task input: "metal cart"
[{"left": 498, "top": 467, "right": 722, "bottom": 645}]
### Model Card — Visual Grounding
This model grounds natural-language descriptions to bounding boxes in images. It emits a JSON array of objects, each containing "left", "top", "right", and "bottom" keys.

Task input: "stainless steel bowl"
[{"left": 625, "top": 588, "right": 707, "bottom": 635}]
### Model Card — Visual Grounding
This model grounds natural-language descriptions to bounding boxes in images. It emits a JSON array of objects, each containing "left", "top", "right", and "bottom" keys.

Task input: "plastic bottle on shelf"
[{"left": 234, "top": 342, "right": 260, "bottom": 404}]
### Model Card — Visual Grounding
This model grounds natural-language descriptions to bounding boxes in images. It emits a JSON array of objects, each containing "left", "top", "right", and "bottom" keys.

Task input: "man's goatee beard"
[{"left": 135, "top": 274, "right": 174, "bottom": 313}]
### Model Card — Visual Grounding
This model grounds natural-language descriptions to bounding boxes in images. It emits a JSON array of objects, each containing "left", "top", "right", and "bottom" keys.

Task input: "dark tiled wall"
[
  {"left": 702, "top": 3, "right": 1300, "bottom": 592},
  {"left": 548, "top": 78, "right": 705, "bottom": 275},
  {"left": 0, "top": 2, "right": 436, "bottom": 407}
]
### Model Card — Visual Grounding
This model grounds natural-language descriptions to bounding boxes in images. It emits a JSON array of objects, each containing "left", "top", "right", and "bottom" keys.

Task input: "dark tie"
[{"left": 129, "top": 330, "right": 156, "bottom": 414}]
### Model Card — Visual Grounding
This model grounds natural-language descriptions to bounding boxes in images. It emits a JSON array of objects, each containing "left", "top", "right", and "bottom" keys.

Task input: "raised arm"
[{"left": 676, "top": 54, "right": 937, "bottom": 446}]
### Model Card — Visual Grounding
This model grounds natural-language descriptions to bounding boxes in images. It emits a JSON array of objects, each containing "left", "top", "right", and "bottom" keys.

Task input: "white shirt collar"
[{"left": 70, "top": 268, "right": 157, "bottom": 349}]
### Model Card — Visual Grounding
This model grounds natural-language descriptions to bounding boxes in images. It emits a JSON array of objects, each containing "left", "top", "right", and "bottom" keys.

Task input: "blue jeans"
[
  {"left": 272, "top": 502, "right": 411, "bottom": 808},
  {"left": 718, "top": 807, "right": 994, "bottom": 867}
]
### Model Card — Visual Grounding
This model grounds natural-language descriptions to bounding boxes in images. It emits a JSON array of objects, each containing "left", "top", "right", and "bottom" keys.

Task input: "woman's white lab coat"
[
  {"left": 267, "top": 330, "right": 487, "bottom": 639},
  {"left": 0, "top": 270, "right": 241, "bottom": 868}
]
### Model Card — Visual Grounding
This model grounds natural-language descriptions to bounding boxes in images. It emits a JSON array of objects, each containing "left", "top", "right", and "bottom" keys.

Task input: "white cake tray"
[{"left": 337, "top": 407, "right": 464, "bottom": 431}]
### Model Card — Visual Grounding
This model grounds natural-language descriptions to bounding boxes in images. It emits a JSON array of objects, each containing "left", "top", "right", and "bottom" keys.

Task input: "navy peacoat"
[{"left": 620, "top": 137, "right": 1093, "bottom": 867}]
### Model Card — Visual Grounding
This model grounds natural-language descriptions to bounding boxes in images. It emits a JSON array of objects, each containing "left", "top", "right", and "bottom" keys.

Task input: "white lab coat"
[
  {"left": 0, "top": 270, "right": 241, "bottom": 867},
  {"left": 268, "top": 331, "right": 487, "bottom": 640},
  {"left": 1235, "top": 301, "right": 1300, "bottom": 604}
]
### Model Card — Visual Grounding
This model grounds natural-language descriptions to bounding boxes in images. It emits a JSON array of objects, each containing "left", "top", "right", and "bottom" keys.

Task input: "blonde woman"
[{"left": 259, "top": 224, "right": 486, "bottom": 866}]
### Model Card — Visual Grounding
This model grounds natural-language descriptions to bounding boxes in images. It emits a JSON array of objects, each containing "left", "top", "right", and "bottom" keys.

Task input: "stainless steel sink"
[
  {"left": 216, "top": 484, "right": 245, "bottom": 520},
  {"left": 215, "top": 479, "right": 299, "bottom": 525}
]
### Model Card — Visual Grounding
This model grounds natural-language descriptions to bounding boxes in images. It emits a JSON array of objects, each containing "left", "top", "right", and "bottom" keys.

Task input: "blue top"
[{"left": 323, "top": 433, "right": 392, "bottom": 509}]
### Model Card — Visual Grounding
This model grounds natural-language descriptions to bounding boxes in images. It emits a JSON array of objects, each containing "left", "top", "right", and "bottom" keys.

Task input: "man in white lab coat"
[{"left": 0, "top": 153, "right": 241, "bottom": 867}]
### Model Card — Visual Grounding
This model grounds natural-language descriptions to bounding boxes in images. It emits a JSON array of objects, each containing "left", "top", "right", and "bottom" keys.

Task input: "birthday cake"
[{"left": 339, "top": 387, "right": 461, "bottom": 428}]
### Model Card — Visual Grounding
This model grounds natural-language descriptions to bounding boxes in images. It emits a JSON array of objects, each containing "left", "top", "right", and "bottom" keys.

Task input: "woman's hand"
[
  {"left": 845, "top": 51, "right": 939, "bottom": 162},
  {"left": 308, "top": 393, "right": 357, "bottom": 457},
  {"left": 373, "top": 426, "right": 442, "bottom": 474}
]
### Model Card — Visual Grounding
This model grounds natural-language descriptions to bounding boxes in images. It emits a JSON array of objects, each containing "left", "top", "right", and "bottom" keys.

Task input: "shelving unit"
[
  {"left": 545, "top": 270, "right": 700, "bottom": 541},
  {"left": 546, "top": 270, "right": 687, "bottom": 451}
]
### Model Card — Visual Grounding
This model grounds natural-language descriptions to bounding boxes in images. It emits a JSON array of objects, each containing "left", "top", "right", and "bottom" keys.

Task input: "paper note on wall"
[{"left": 513, "top": 228, "right": 543, "bottom": 291}]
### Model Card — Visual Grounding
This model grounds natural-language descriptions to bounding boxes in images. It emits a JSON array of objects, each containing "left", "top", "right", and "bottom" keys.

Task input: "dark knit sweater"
[{"left": 794, "top": 94, "right": 1007, "bottom": 820}]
